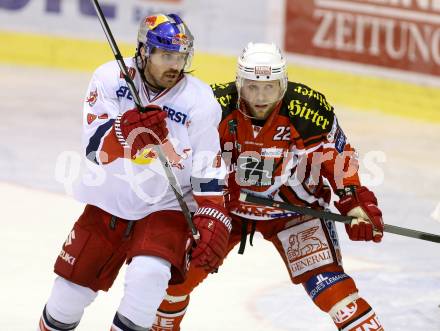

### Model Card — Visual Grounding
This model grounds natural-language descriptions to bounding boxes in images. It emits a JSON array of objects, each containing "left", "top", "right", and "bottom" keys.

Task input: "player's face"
[
  {"left": 240, "top": 79, "right": 282, "bottom": 120},
  {"left": 145, "top": 48, "right": 188, "bottom": 89}
]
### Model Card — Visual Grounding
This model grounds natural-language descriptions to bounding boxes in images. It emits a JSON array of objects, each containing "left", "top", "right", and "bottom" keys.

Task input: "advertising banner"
[
  {"left": 285, "top": 0, "right": 440, "bottom": 76},
  {"left": 0, "top": 0, "right": 274, "bottom": 53}
]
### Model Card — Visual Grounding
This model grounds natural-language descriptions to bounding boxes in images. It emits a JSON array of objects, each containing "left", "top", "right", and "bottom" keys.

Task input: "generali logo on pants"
[
  {"left": 285, "top": 0, "right": 440, "bottom": 76},
  {"left": 278, "top": 219, "right": 334, "bottom": 278}
]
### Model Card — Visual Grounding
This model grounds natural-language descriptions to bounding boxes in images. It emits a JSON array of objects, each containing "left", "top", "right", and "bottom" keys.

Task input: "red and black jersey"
[{"left": 211, "top": 81, "right": 360, "bottom": 220}]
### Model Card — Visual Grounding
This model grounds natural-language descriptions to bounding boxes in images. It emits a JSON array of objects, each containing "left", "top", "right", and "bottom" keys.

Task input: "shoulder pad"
[
  {"left": 211, "top": 82, "right": 238, "bottom": 119},
  {"left": 282, "top": 81, "right": 335, "bottom": 141}
]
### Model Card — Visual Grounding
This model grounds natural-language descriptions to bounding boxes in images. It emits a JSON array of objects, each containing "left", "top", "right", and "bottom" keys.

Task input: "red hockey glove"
[
  {"left": 191, "top": 202, "right": 232, "bottom": 272},
  {"left": 335, "top": 186, "right": 384, "bottom": 243},
  {"left": 115, "top": 105, "right": 168, "bottom": 157}
]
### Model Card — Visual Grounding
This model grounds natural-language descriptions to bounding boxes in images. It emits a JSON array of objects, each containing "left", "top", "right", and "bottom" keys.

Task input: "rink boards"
[{"left": 1, "top": 30, "right": 440, "bottom": 124}]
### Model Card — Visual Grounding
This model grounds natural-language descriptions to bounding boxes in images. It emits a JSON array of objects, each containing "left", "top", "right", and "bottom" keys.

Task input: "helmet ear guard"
[{"left": 136, "top": 13, "right": 194, "bottom": 71}]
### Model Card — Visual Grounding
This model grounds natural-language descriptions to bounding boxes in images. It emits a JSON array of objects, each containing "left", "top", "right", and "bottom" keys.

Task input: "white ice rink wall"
[
  {"left": 1, "top": 0, "right": 440, "bottom": 122},
  {"left": 2, "top": 0, "right": 440, "bottom": 77},
  {"left": 0, "top": 0, "right": 284, "bottom": 53}
]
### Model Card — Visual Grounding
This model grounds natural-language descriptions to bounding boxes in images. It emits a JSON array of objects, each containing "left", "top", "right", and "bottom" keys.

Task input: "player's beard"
[
  {"left": 249, "top": 104, "right": 274, "bottom": 120},
  {"left": 241, "top": 100, "right": 278, "bottom": 120},
  {"left": 144, "top": 62, "right": 182, "bottom": 91},
  {"left": 160, "top": 69, "right": 181, "bottom": 88}
]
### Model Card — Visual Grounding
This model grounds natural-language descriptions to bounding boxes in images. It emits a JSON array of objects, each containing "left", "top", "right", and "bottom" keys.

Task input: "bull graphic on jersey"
[
  {"left": 132, "top": 139, "right": 191, "bottom": 170},
  {"left": 159, "top": 140, "right": 191, "bottom": 170},
  {"left": 86, "top": 89, "right": 98, "bottom": 107},
  {"left": 87, "top": 113, "right": 109, "bottom": 125},
  {"left": 287, "top": 226, "right": 328, "bottom": 261}
]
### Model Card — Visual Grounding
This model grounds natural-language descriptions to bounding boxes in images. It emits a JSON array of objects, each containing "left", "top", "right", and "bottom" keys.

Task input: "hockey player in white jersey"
[{"left": 37, "top": 14, "right": 231, "bottom": 331}]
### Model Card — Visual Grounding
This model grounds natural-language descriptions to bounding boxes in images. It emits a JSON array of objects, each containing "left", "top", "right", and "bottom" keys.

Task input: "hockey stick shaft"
[
  {"left": 90, "top": 0, "right": 143, "bottom": 110},
  {"left": 90, "top": 0, "right": 199, "bottom": 240},
  {"left": 240, "top": 192, "right": 440, "bottom": 244}
]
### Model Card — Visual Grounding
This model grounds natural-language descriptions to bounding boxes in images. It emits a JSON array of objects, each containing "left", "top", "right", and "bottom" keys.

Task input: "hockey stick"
[
  {"left": 239, "top": 192, "right": 440, "bottom": 244},
  {"left": 90, "top": 0, "right": 199, "bottom": 240}
]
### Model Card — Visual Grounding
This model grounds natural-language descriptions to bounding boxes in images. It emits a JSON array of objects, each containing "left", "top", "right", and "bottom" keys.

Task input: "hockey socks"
[
  {"left": 38, "top": 306, "right": 79, "bottom": 331},
  {"left": 111, "top": 312, "right": 150, "bottom": 331},
  {"left": 329, "top": 296, "right": 384, "bottom": 331},
  {"left": 152, "top": 294, "right": 190, "bottom": 331},
  {"left": 305, "top": 272, "right": 384, "bottom": 330}
]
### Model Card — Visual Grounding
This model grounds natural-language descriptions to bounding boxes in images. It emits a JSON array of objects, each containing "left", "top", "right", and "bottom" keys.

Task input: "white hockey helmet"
[
  {"left": 236, "top": 42, "right": 287, "bottom": 95},
  {"left": 236, "top": 42, "right": 288, "bottom": 119}
]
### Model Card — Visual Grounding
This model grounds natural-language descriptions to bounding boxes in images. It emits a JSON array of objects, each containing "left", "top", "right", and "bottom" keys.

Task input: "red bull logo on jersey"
[
  {"left": 161, "top": 141, "right": 191, "bottom": 169},
  {"left": 132, "top": 148, "right": 159, "bottom": 166},
  {"left": 86, "top": 89, "right": 98, "bottom": 107},
  {"left": 87, "top": 113, "right": 109, "bottom": 125},
  {"left": 132, "top": 140, "right": 191, "bottom": 170}
]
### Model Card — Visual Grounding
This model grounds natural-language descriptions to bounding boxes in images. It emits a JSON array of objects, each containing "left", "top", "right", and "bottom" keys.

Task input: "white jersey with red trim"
[{"left": 72, "top": 58, "right": 226, "bottom": 220}]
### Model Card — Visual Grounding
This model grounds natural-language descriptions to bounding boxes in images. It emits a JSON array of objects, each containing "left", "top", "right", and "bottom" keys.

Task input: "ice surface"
[{"left": 1, "top": 65, "right": 439, "bottom": 330}]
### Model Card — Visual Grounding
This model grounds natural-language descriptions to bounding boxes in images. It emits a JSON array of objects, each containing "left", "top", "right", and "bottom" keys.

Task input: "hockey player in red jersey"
[
  {"left": 37, "top": 14, "right": 231, "bottom": 331},
  {"left": 152, "top": 43, "right": 384, "bottom": 331}
]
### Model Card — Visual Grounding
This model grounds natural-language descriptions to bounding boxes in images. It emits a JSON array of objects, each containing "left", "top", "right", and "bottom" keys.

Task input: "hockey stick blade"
[
  {"left": 90, "top": 0, "right": 199, "bottom": 241},
  {"left": 239, "top": 192, "right": 440, "bottom": 244}
]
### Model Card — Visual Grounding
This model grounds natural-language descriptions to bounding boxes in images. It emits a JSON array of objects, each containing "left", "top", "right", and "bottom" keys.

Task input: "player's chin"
[
  {"left": 256, "top": 103, "right": 271, "bottom": 110},
  {"left": 253, "top": 107, "right": 271, "bottom": 119},
  {"left": 161, "top": 75, "right": 179, "bottom": 88}
]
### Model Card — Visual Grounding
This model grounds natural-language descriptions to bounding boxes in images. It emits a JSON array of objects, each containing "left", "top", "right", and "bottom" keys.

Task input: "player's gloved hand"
[
  {"left": 191, "top": 202, "right": 232, "bottom": 272},
  {"left": 115, "top": 105, "right": 168, "bottom": 156},
  {"left": 335, "top": 186, "right": 384, "bottom": 243}
]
